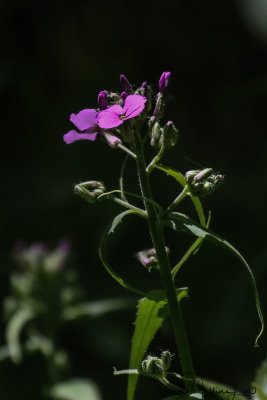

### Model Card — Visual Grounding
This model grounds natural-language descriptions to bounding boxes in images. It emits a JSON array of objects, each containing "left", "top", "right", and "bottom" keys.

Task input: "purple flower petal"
[
  {"left": 63, "top": 130, "right": 98, "bottom": 144},
  {"left": 122, "top": 94, "right": 147, "bottom": 120},
  {"left": 70, "top": 109, "right": 97, "bottom": 131},
  {"left": 97, "top": 105, "right": 124, "bottom": 129}
]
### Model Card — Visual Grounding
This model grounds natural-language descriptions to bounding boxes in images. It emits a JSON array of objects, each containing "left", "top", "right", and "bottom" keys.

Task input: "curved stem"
[{"left": 135, "top": 142, "right": 197, "bottom": 392}]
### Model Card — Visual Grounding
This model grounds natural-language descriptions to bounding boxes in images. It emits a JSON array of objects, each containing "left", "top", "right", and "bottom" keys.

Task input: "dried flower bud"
[
  {"left": 158, "top": 71, "right": 171, "bottom": 95},
  {"left": 98, "top": 90, "right": 108, "bottom": 110},
  {"left": 185, "top": 168, "right": 224, "bottom": 197},
  {"left": 120, "top": 74, "right": 132, "bottom": 93},
  {"left": 74, "top": 181, "right": 105, "bottom": 203}
]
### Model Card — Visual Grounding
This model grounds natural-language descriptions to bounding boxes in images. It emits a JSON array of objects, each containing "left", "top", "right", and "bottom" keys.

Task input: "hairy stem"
[{"left": 135, "top": 143, "right": 197, "bottom": 391}]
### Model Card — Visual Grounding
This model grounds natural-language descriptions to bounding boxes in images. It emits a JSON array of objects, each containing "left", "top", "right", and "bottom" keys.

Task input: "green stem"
[
  {"left": 164, "top": 188, "right": 188, "bottom": 215},
  {"left": 118, "top": 143, "right": 137, "bottom": 159},
  {"left": 172, "top": 238, "right": 202, "bottom": 279},
  {"left": 109, "top": 196, "right": 147, "bottom": 218},
  {"left": 135, "top": 143, "right": 197, "bottom": 392}
]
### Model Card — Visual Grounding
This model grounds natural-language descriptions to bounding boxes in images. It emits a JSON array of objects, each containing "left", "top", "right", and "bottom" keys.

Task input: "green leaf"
[
  {"left": 198, "top": 377, "right": 246, "bottom": 400},
  {"left": 63, "top": 297, "right": 135, "bottom": 320},
  {"left": 253, "top": 357, "right": 267, "bottom": 400},
  {"left": 99, "top": 210, "right": 145, "bottom": 296},
  {"left": 165, "top": 211, "right": 264, "bottom": 347},
  {"left": 6, "top": 307, "right": 35, "bottom": 363},
  {"left": 49, "top": 378, "right": 101, "bottom": 400},
  {"left": 155, "top": 163, "right": 186, "bottom": 187},
  {"left": 127, "top": 289, "right": 187, "bottom": 400}
]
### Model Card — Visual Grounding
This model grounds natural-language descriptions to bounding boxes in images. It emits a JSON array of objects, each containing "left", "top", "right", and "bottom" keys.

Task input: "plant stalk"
[{"left": 135, "top": 144, "right": 197, "bottom": 392}]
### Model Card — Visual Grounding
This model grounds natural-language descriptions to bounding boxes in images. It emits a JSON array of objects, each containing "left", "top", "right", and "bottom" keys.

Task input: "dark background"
[{"left": 1, "top": 0, "right": 267, "bottom": 399}]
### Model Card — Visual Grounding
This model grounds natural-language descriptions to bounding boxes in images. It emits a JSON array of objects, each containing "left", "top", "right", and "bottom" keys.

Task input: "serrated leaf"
[
  {"left": 127, "top": 289, "right": 187, "bottom": 400},
  {"left": 165, "top": 211, "right": 264, "bottom": 347},
  {"left": 6, "top": 307, "right": 34, "bottom": 363},
  {"left": 49, "top": 378, "right": 101, "bottom": 400},
  {"left": 63, "top": 297, "right": 135, "bottom": 320},
  {"left": 198, "top": 377, "right": 246, "bottom": 400},
  {"left": 99, "top": 210, "right": 145, "bottom": 296}
]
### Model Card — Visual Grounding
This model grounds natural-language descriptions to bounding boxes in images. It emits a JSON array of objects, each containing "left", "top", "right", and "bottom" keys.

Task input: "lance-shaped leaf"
[
  {"left": 164, "top": 211, "right": 264, "bottom": 347},
  {"left": 99, "top": 210, "right": 145, "bottom": 296},
  {"left": 127, "top": 289, "right": 188, "bottom": 400}
]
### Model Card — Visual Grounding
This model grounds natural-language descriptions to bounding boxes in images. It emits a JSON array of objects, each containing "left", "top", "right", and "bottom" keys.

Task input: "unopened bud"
[
  {"left": 153, "top": 92, "right": 165, "bottom": 119},
  {"left": 108, "top": 92, "right": 121, "bottom": 104},
  {"left": 136, "top": 247, "right": 169, "bottom": 272},
  {"left": 150, "top": 121, "right": 161, "bottom": 148},
  {"left": 120, "top": 91, "right": 128, "bottom": 101},
  {"left": 160, "top": 120, "right": 179, "bottom": 149},
  {"left": 185, "top": 168, "right": 224, "bottom": 197},
  {"left": 103, "top": 132, "right": 122, "bottom": 148},
  {"left": 141, "top": 356, "right": 164, "bottom": 376},
  {"left": 98, "top": 90, "right": 108, "bottom": 110},
  {"left": 158, "top": 71, "right": 171, "bottom": 95},
  {"left": 161, "top": 350, "right": 173, "bottom": 372},
  {"left": 120, "top": 74, "right": 132, "bottom": 93},
  {"left": 74, "top": 181, "right": 105, "bottom": 203}
]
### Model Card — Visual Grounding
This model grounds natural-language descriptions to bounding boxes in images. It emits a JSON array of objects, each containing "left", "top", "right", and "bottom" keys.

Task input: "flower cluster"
[{"left": 63, "top": 72, "right": 173, "bottom": 149}]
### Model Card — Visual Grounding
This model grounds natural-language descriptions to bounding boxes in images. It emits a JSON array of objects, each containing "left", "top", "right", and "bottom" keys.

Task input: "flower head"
[
  {"left": 63, "top": 109, "right": 99, "bottom": 144},
  {"left": 97, "top": 94, "right": 147, "bottom": 129},
  {"left": 158, "top": 71, "right": 171, "bottom": 95}
]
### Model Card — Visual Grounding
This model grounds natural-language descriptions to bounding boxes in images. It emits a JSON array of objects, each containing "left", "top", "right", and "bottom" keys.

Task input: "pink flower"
[
  {"left": 97, "top": 94, "right": 147, "bottom": 129},
  {"left": 63, "top": 109, "right": 99, "bottom": 144}
]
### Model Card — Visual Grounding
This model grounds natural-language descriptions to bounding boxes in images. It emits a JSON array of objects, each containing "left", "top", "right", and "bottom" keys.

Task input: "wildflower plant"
[
  {"left": 64, "top": 72, "right": 264, "bottom": 399},
  {"left": 1, "top": 240, "right": 133, "bottom": 399}
]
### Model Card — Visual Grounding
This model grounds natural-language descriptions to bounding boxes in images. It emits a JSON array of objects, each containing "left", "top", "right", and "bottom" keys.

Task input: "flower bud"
[
  {"left": 120, "top": 74, "right": 132, "bottom": 93},
  {"left": 120, "top": 91, "right": 128, "bottom": 102},
  {"left": 158, "top": 71, "right": 171, "bottom": 95},
  {"left": 153, "top": 92, "right": 165, "bottom": 119},
  {"left": 185, "top": 168, "right": 224, "bottom": 197},
  {"left": 74, "top": 181, "right": 105, "bottom": 203},
  {"left": 98, "top": 90, "right": 108, "bottom": 110},
  {"left": 161, "top": 350, "right": 172, "bottom": 372},
  {"left": 103, "top": 132, "right": 122, "bottom": 148},
  {"left": 107, "top": 92, "right": 121, "bottom": 104},
  {"left": 150, "top": 121, "right": 161, "bottom": 148},
  {"left": 159, "top": 120, "right": 179, "bottom": 149},
  {"left": 136, "top": 247, "right": 169, "bottom": 272},
  {"left": 141, "top": 356, "right": 164, "bottom": 376}
]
